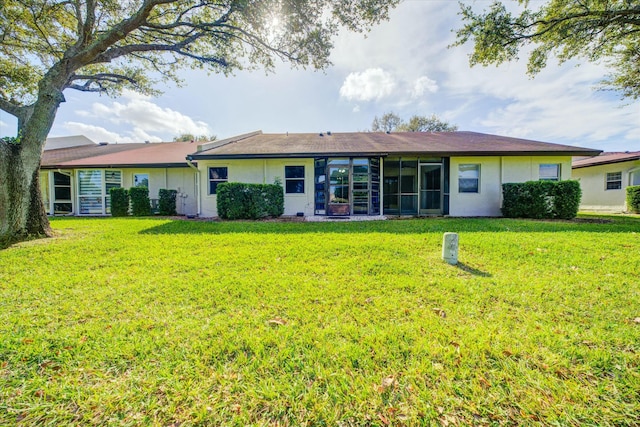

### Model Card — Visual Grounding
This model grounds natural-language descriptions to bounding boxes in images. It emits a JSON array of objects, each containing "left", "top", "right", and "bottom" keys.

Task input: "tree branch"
[{"left": 0, "top": 97, "right": 22, "bottom": 118}]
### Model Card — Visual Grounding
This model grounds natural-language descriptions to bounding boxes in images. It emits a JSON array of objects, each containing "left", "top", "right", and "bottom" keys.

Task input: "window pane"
[
  {"left": 459, "top": 178, "right": 479, "bottom": 193},
  {"left": 459, "top": 164, "right": 479, "bottom": 193},
  {"left": 78, "top": 170, "right": 102, "bottom": 196},
  {"left": 134, "top": 174, "right": 149, "bottom": 188},
  {"left": 286, "top": 179, "right": 304, "bottom": 194},
  {"left": 285, "top": 166, "right": 305, "bottom": 179},
  {"left": 400, "top": 160, "right": 418, "bottom": 193},
  {"left": 330, "top": 185, "right": 349, "bottom": 203},
  {"left": 209, "top": 167, "right": 228, "bottom": 194},
  {"left": 459, "top": 164, "right": 479, "bottom": 179},
  {"left": 54, "top": 187, "right": 71, "bottom": 200},
  {"left": 54, "top": 202, "right": 72, "bottom": 214},
  {"left": 328, "top": 158, "right": 349, "bottom": 166},
  {"left": 53, "top": 172, "right": 70, "bottom": 185},
  {"left": 539, "top": 164, "right": 559, "bottom": 181},
  {"left": 209, "top": 167, "right": 228, "bottom": 180}
]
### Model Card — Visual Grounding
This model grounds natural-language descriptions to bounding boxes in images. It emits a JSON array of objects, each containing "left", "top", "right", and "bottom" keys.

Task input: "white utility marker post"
[{"left": 442, "top": 232, "right": 459, "bottom": 265}]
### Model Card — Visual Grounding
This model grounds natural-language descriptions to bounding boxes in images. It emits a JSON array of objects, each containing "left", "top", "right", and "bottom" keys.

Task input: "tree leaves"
[{"left": 454, "top": 0, "right": 640, "bottom": 99}]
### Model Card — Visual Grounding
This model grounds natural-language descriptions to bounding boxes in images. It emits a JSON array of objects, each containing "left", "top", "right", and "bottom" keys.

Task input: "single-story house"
[
  {"left": 40, "top": 131, "right": 600, "bottom": 218},
  {"left": 187, "top": 131, "right": 600, "bottom": 218},
  {"left": 40, "top": 138, "right": 205, "bottom": 216},
  {"left": 572, "top": 151, "right": 640, "bottom": 212}
]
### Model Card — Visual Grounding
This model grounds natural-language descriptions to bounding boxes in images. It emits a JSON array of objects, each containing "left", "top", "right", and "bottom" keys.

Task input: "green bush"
[
  {"left": 627, "top": 185, "right": 640, "bottom": 213},
  {"left": 502, "top": 180, "right": 581, "bottom": 219},
  {"left": 217, "top": 182, "right": 284, "bottom": 220},
  {"left": 109, "top": 187, "right": 129, "bottom": 217},
  {"left": 553, "top": 180, "right": 582, "bottom": 219},
  {"left": 158, "top": 189, "right": 178, "bottom": 216},
  {"left": 129, "top": 187, "right": 151, "bottom": 216}
]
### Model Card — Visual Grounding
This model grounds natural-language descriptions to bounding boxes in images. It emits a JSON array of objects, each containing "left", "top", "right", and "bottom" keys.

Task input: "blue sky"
[{"left": 1, "top": 0, "right": 638, "bottom": 152}]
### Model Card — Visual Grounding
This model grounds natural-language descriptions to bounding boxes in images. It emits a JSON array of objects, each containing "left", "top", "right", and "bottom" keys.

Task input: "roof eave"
[
  {"left": 41, "top": 162, "right": 193, "bottom": 169},
  {"left": 572, "top": 156, "right": 640, "bottom": 169},
  {"left": 189, "top": 149, "right": 602, "bottom": 160}
]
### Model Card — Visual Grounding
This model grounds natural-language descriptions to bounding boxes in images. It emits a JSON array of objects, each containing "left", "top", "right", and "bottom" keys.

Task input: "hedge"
[
  {"left": 502, "top": 180, "right": 581, "bottom": 219},
  {"left": 129, "top": 186, "right": 151, "bottom": 216},
  {"left": 109, "top": 187, "right": 129, "bottom": 217},
  {"left": 158, "top": 189, "right": 178, "bottom": 216},
  {"left": 627, "top": 185, "right": 640, "bottom": 213},
  {"left": 216, "top": 182, "right": 284, "bottom": 220}
]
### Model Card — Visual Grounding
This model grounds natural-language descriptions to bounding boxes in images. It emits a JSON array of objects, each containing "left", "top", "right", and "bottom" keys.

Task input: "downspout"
[
  {"left": 499, "top": 157, "right": 504, "bottom": 211},
  {"left": 263, "top": 159, "right": 267, "bottom": 184},
  {"left": 186, "top": 158, "right": 200, "bottom": 216},
  {"left": 380, "top": 158, "right": 384, "bottom": 216}
]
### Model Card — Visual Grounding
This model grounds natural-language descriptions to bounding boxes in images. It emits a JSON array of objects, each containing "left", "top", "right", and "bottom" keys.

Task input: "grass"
[{"left": 0, "top": 215, "right": 639, "bottom": 426}]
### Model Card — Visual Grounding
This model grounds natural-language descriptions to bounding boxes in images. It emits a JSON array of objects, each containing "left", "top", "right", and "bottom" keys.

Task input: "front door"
[
  {"left": 419, "top": 164, "right": 442, "bottom": 214},
  {"left": 328, "top": 164, "right": 350, "bottom": 215}
]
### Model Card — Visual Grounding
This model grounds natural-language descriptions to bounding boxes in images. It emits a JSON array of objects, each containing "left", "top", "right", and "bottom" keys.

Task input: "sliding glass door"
[{"left": 78, "top": 170, "right": 122, "bottom": 215}]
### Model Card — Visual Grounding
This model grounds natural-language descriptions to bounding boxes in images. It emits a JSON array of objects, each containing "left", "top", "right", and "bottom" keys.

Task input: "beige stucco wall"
[
  {"left": 40, "top": 167, "right": 197, "bottom": 216},
  {"left": 572, "top": 160, "right": 640, "bottom": 212},
  {"left": 198, "top": 159, "right": 315, "bottom": 217},
  {"left": 120, "top": 168, "right": 198, "bottom": 215},
  {"left": 449, "top": 157, "right": 502, "bottom": 217},
  {"left": 449, "top": 155, "right": 574, "bottom": 217}
]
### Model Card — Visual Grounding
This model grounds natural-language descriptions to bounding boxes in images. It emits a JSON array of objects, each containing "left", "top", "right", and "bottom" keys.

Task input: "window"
[
  {"left": 78, "top": 170, "right": 122, "bottom": 214},
  {"left": 539, "top": 164, "right": 560, "bottom": 181},
  {"left": 605, "top": 172, "right": 622, "bottom": 190},
  {"left": 208, "top": 167, "right": 228, "bottom": 194},
  {"left": 285, "top": 166, "right": 305, "bottom": 194},
  {"left": 458, "top": 164, "right": 480, "bottom": 193},
  {"left": 134, "top": 173, "right": 149, "bottom": 188}
]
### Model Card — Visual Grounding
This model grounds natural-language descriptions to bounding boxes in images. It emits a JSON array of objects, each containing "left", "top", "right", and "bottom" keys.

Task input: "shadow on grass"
[
  {"left": 456, "top": 262, "right": 492, "bottom": 277},
  {"left": 136, "top": 214, "right": 640, "bottom": 236}
]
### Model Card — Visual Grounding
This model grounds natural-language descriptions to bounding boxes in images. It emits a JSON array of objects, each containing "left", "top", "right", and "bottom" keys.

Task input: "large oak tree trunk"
[
  {"left": 0, "top": 142, "right": 51, "bottom": 248},
  {"left": 0, "top": 82, "right": 64, "bottom": 248}
]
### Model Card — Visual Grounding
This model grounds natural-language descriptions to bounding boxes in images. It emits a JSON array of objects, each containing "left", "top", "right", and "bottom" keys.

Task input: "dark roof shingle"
[{"left": 190, "top": 131, "right": 601, "bottom": 159}]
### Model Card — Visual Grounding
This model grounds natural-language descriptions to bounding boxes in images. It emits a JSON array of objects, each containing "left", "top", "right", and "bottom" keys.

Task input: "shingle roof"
[
  {"left": 572, "top": 151, "right": 640, "bottom": 169},
  {"left": 42, "top": 141, "right": 207, "bottom": 168},
  {"left": 44, "top": 135, "right": 96, "bottom": 150},
  {"left": 189, "top": 131, "right": 601, "bottom": 159}
]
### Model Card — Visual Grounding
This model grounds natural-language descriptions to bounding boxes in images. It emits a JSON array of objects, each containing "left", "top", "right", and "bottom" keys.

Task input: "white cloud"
[
  {"left": 63, "top": 122, "right": 163, "bottom": 144},
  {"left": 73, "top": 90, "right": 212, "bottom": 141},
  {"left": 339, "top": 68, "right": 397, "bottom": 102},
  {"left": 0, "top": 120, "right": 6, "bottom": 128},
  {"left": 412, "top": 76, "right": 438, "bottom": 98}
]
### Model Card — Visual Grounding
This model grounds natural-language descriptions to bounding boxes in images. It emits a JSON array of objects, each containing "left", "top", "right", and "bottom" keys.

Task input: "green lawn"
[{"left": 1, "top": 216, "right": 639, "bottom": 426}]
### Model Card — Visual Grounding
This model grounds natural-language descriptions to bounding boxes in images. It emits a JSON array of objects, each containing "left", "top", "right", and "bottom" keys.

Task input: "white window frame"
[
  {"left": 208, "top": 166, "right": 228, "bottom": 195},
  {"left": 605, "top": 171, "right": 622, "bottom": 190},
  {"left": 51, "top": 170, "right": 74, "bottom": 215},
  {"left": 539, "top": 164, "right": 560, "bottom": 181},
  {"left": 458, "top": 164, "right": 480, "bottom": 193},
  {"left": 133, "top": 173, "right": 150, "bottom": 188},
  {"left": 76, "top": 169, "right": 122, "bottom": 215},
  {"left": 284, "top": 165, "right": 305, "bottom": 194}
]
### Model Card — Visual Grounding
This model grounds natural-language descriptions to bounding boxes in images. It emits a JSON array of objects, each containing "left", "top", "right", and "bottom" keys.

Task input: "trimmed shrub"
[
  {"left": 217, "top": 182, "right": 284, "bottom": 220},
  {"left": 627, "top": 185, "right": 640, "bottom": 213},
  {"left": 129, "top": 186, "right": 151, "bottom": 216},
  {"left": 502, "top": 180, "right": 581, "bottom": 219},
  {"left": 158, "top": 189, "right": 178, "bottom": 216},
  {"left": 553, "top": 180, "right": 582, "bottom": 219},
  {"left": 109, "top": 187, "right": 129, "bottom": 217}
]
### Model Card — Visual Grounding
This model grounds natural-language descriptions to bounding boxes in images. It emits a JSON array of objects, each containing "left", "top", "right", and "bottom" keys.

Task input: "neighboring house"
[
  {"left": 44, "top": 135, "right": 96, "bottom": 150},
  {"left": 40, "top": 140, "right": 206, "bottom": 216},
  {"left": 187, "top": 131, "right": 600, "bottom": 218},
  {"left": 572, "top": 151, "right": 640, "bottom": 212}
]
